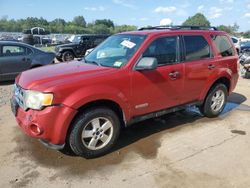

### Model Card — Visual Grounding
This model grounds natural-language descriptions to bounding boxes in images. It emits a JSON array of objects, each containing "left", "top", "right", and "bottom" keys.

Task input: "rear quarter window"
[{"left": 211, "top": 35, "right": 234, "bottom": 57}]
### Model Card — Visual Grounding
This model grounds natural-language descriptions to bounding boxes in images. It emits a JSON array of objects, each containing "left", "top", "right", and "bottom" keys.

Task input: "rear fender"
[{"left": 198, "top": 68, "right": 232, "bottom": 101}]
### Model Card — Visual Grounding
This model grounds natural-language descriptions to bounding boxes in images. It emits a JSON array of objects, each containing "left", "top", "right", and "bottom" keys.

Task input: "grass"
[{"left": 39, "top": 46, "right": 55, "bottom": 52}]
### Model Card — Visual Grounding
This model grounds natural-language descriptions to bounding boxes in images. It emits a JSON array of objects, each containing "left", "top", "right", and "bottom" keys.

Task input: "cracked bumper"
[{"left": 13, "top": 100, "right": 77, "bottom": 147}]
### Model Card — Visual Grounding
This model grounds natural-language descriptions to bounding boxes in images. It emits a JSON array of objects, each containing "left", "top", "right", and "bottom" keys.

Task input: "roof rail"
[{"left": 138, "top": 25, "right": 218, "bottom": 31}]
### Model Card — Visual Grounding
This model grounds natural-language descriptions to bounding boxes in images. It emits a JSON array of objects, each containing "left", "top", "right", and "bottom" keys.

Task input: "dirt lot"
[{"left": 0, "top": 78, "right": 250, "bottom": 188}]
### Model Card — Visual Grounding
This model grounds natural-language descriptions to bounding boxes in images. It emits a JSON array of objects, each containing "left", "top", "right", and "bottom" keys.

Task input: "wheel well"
[
  {"left": 62, "top": 49, "right": 75, "bottom": 56},
  {"left": 212, "top": 77, "right": 230, "bottom": 92},
  {"left": 199, "top": 77, "right": 230, "bottom": 107},
  {"left": 74, "top": 100, "right": 125, "bottom": 126}
]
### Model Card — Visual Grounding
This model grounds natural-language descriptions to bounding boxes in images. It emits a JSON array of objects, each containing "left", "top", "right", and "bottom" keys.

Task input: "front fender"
[
  {"left": 62, "top": 85, "right": 131, "bottom": 121},
  {"left": 199, "top": 68, "right": 232, "bottom": 101}
]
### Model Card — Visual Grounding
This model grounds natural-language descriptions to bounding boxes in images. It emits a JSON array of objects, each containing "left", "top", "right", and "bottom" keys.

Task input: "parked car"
[
  {"left": 0, "top": 35, "right": 19, "bottom": 42},
  {"left": 0, "top": 41, "right": 55, "bottom": 81},
  {"left": 55, "top": 34, "right": 109, "bottom": 62},
  {"left": 11, "top": 26, "right": 239, "bottom": 158},
  {"left": 240, "top": 41, "right": 250, "bottom": 52},
  {"left": 231, "top": 36, "right": 241, "bottom": 54},
  {"left": 239, "top": 50, "right": 250, "bottom": 78},
  {"left": 51, "top": 34, "right": 68, "bottom": 45}
]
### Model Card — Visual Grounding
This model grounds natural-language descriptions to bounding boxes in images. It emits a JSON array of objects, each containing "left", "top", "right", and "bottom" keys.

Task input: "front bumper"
[
  {"left": 12, "top": 97, "right": 77, "bottom": 148},
  {"left": 55, "top": 52, "right": 62, "bottom": 59},
  {"left": 39, "top": 139, "right": 64, "bottom": 150}
]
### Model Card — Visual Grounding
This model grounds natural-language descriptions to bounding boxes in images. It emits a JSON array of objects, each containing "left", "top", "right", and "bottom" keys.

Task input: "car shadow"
[
  {"left": 220, "top": 92, "right": 248, "bottom": 116},
  {"left": 110, "top": 92, "right": 247, "bottom": 155}
]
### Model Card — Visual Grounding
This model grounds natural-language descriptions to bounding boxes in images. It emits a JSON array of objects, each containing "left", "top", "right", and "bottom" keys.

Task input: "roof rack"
[{"left": 138, "top": 25, "right": 218, "bottom": 31}]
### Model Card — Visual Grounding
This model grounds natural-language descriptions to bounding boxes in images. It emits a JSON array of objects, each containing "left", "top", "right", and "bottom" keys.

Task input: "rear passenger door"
[{"left": 181, "top": 35, "right": 215, "bottom": 104}]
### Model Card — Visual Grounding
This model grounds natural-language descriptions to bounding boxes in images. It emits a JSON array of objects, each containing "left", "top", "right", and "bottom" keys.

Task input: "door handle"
[
  {"left": 208, "top": 64, "right": 215, "bottom": 69},
  {"left": 21, "top": 57, "right": 26, "bottom": 61},
  {"left": 169, "top": 71, "right": 180, "bottom": 80}
]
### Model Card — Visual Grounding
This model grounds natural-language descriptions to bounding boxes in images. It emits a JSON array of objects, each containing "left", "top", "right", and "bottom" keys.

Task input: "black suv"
[{"left": 55, "top": 34, "right": 109, "bottom": 62}]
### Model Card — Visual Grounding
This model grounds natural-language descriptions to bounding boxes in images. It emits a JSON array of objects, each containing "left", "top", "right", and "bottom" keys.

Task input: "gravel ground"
[
  {"left": 0, "top": 78, "right": 250, "bottom": 188},
  {"left": 0, "top": 83, "right": 12, "bottom": 107}
]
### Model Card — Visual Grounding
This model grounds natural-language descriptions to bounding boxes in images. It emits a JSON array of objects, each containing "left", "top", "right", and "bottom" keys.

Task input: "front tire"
[
  {"left": 68, "top": 108, "right": 121, "bottom": 158},
  {"left": 200, "top": 84, "right": 228, "bottom": 118},
  {"left": 62, "top": 51, "right": 74, "bottom": 62}
]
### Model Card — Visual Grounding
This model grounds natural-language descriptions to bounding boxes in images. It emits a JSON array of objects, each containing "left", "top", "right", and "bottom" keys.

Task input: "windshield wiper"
[{"left": 82, "top": 58, "right": 101, "bottom": 66}]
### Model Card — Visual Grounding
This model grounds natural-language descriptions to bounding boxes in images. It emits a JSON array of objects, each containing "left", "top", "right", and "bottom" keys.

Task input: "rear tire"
[
  {"left": 200, "top": 84, "right": 228, "bottom": 118},
  {"left": 62, "top": 51, "right": 74, "bottom": 62},
  {"left": 68, "top": 107, "right": 121, "bottom": 158}
]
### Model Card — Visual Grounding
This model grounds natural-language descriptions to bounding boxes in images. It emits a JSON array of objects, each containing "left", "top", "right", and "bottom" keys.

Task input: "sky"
[{"left": 0, "top": 0, "right": 250, "bottom": 31}]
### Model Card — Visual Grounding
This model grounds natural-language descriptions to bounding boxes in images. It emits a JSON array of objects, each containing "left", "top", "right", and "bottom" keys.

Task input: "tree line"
[
  {"left": 1, "top": 14, "right": 250, "bottom": 38},
  {"left": 0, "top": 16, "right": 137, "bottom": 34},
  {"left": 182, "top": 13, "right": 250, "bottom": 38}
]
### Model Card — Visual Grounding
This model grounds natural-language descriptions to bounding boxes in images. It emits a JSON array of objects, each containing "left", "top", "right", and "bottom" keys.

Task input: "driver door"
[{"left": 130, "top": 36, "right": 184, "bottom": 116}]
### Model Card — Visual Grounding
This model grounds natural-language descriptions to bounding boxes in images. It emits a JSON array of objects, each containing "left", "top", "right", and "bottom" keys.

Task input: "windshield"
[
  {"left": 84, "top": 34, "right": 146, "bottom": 68},
  {"left": 69, "top": 35, "right": 81, "bottom": 43}
]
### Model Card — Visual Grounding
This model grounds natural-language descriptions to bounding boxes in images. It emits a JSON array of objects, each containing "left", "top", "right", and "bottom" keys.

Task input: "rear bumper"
[{"left": 13, "top": 99, "right": 77, "bottom": 147}]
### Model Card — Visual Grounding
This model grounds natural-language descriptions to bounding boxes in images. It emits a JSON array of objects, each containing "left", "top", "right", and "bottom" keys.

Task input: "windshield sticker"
[
  {"left": 120, "top": 40, "right": 136, "bottom": 49},
  {"left": 114, "top": 61, "right": 123, "bottom": 67}
]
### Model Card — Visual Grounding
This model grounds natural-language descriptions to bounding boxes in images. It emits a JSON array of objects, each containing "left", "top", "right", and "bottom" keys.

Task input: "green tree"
[
  {"left": 95, "top": 19, "right": 114, "bottom": 28},
  {"left": 242, "top": 31, "right": 250, "bottom": 38},
  {"left": 91, "top": 24, "right": 111, "bottom": 34},
  {"left": 73, "top": 16, "right": 86, "bottom": 27},
  {"left": 182, "top": 13, "right": 210, "bottom": 27},
  {"left": 0, "top": 16, "right": 138, "bottom": 34},
  {"left": 217, "top": 23, "right": 239, "bottom": 35},
  {"left": 49, "top": 18, "right": 66, "bottom": 33},
  {"left": 114, "top": 25, "right": 137, "bottom": 33}
]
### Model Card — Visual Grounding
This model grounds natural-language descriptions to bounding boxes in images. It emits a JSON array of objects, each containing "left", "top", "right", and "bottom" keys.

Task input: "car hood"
[{"left": 17, "top": 61, "right": 114, "bottom": 91}]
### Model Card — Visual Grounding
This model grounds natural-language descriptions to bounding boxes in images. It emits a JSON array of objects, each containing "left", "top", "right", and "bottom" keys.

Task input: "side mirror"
[{"left": 135, "top": 57, "right": 158, "bottom": 71}]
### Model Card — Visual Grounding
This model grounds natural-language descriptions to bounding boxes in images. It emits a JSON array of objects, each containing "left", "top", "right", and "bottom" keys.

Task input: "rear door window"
[
  {"left": 183, "top": 35, "right": 211, "bottom": 61},
  {"left": 211, "top": 35, "right": 234, "bottom": 57}
]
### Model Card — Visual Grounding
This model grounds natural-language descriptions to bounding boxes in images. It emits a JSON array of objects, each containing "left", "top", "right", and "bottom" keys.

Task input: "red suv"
[{"left": 11, "top": 26, "right": 239, "bottom": 158}]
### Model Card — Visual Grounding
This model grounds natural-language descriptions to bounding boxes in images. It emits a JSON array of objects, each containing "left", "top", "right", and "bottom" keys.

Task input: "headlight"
[{"left": 24, "top": 90, "right": 53, "bottom": 110}]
